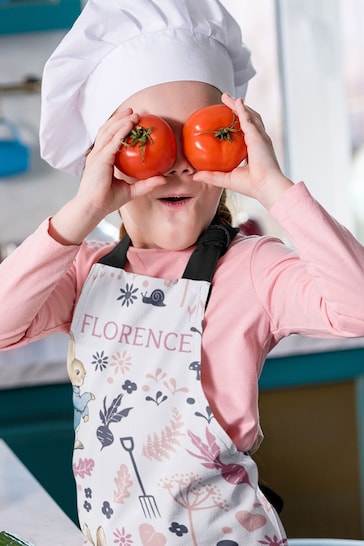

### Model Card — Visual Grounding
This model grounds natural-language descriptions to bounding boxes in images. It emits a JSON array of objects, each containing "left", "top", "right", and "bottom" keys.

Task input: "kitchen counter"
[
  {"left": 0, "top": 334, "right": 69, "bottom": 389},
  {"left": 0, "top": 439, "right": 85, "bottom": 545}
]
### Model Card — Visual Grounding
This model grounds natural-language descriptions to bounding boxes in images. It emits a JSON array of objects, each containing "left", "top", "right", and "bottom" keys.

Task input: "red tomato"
[
  {"left": 115, "top": 115, "right": 177, "bottom": 179},
  {"left": 182, "top": 104, "right": 247, "bottom": 172}
]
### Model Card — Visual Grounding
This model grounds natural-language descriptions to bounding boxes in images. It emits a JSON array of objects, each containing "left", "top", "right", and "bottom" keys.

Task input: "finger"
[
  {"left": 127, "top": 175, "right": 168, "bottom": 200},
  {"left": 93, "top": 109, "right": 139, "bottom": 151},
  {"left": 192, "top": 170, "right": 232, "bottom": 190},
  {"left": 221, "top": 94, "right": 254, "bottom": 135},
  {"left": 221, "top": 92, "right": 240, "bottom": 110},
  {"left": 88, "top": 117, "right": 139, "bottom": 171},
  {"left": 221, "top": 93, "right": 251, "bottom": 123},
  {"left": 221, "top": 93, "right": 263, "bottom": 132},
  {"left": 238, "top": 103, "right": 266, "bottom": 134}
]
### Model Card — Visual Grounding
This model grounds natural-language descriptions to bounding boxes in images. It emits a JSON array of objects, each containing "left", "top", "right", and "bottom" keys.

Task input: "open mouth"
[{"left": 160, "top": 196, "right": 190, "bottom": 203}]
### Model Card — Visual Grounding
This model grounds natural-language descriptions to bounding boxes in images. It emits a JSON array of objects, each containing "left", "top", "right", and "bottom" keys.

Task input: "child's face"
[{"left": 117, "top": 81, "right": 224, "bottom": 250}]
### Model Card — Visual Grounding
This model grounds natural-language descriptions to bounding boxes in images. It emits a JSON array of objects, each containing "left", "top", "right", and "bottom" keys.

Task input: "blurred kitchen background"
[
  {"left": 1, "top": 0, "right": 364, "bottom": 540},
  {"left": 1, "top": 0, "right": 364, "bottom": 248}
]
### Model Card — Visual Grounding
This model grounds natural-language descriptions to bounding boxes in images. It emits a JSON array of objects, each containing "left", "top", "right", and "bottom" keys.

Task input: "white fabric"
[
  {"left": 39, "top": 0, "right": 255, "bottom": 176},
  {"left": 70, "top": 262, "right": 286, "bottom": 544}
]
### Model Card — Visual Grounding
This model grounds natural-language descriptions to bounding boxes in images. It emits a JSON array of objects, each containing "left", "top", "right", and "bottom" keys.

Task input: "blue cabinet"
[
  {"left": 0, "top": 0, "right": 82, "bottom": 34},
  {"left": 0, "top": 383, "right": 77, "bottom": 524}
]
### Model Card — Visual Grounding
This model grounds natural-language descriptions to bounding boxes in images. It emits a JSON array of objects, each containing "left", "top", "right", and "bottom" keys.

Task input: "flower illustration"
[
  {"left": 83, "top": 500, "right": 92, "bottom": 512},
  {"left": 111, "top": 351, "right": 132, "bottom": 375},
  {"left": 122, "top": 379, "right": 137, "bottom": 394},
  {"left": 85, "top": 487, "right": 92, "bottom": 499},
  {"left": 102, "top": 500, "right": 114, "bottom": 519},
  {"left": 113, "top": 526, "right": 133, "bottom": 545},
  {"left": 117, "top": 283, "right": 138, "bottom": 307},
  {"left": 169, "top": 521, "right": 188, "bottom": 537},
  {"left": 91, "top": 351, "right": 108, "bottom": 371}
]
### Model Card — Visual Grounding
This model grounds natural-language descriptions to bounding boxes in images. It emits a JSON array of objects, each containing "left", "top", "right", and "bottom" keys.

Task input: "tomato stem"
[
  {"left": 120, "top": 125, "right": 154, "bottom": 163},
  {"left": 195, "top": 113, "right": 241, "bottom": 142}
]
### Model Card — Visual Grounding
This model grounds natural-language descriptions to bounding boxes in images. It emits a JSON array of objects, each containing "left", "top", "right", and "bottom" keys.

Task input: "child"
[{"left": 1, "top": 1, "right": 364, "bottom": 545}]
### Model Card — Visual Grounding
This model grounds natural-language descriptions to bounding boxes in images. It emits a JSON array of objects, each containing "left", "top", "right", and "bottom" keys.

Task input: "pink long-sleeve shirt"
[{"left": 1, "top": 182, "right": 364, "bottom": 452}]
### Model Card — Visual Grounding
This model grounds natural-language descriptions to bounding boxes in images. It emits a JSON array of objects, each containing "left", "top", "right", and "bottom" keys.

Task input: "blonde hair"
[
  {"left": 212, "top": 189, "right": 233, "bottom": 227},
  {"left": 118, "top": 189, "right": 232, "bottom": 239}
]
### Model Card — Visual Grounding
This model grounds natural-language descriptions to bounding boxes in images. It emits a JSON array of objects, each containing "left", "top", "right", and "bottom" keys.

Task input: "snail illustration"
[{"left": 142, "top": 289, "right": 166, "bottom": 307}]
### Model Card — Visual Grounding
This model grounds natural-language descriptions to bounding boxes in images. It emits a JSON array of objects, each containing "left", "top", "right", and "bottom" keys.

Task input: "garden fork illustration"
[{"left": 120, "top": 436, "right": 161, "bottom": 518}]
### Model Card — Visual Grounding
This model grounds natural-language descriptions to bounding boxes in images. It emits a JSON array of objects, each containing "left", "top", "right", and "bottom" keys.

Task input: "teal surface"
[
  {"left": 0, "top": 0, "right": 81, "bottom": 35},
  {"left": 0, "top": 383, "right": 78, "bottom": 525},
  {"left": 260, "top": 347, "right": 364, "bottom": 390}
]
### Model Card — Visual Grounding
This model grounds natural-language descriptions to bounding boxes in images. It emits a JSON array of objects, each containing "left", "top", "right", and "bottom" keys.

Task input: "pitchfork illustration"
[{"left": 120, "top": 436, "right": 161, "bottom": 518}]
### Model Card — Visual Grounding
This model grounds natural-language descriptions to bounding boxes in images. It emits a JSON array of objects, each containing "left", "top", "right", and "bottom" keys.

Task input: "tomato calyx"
[
  {"left": 195, "top": 113, "right": 241, "bottom": 143},
  {"left": 115, "top": 114, "right": 177, "bottom": 178},
  {"left": 182, "top": 104, "right": 247, "bottom": 172},
  {"left": 120, "top": 125, "right": 154, "bottom": 163}
]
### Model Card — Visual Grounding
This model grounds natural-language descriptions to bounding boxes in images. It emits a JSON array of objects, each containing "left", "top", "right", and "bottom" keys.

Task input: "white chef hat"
[{"left": 39, "top": 0, "right": 255, "bottom": 176}]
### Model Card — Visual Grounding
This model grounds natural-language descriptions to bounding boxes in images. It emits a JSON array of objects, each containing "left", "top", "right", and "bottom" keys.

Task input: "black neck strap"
[
  {"left": 181, "top": 224, "right": 238, "bottom": 282},
  {"left": 98, "top": 234, "right": 131, "bottom": 269},
  {"left": 98, "top": 224, "right": 238, "bottom": 284}
]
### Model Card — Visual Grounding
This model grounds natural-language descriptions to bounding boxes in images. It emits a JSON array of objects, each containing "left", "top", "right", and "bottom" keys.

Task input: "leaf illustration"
[
  {"left": 187, "top": 428, "right": 252, "bottom": 487},
  {"left": 155, "top": 368, "right": 167, "bottom": 380},
  {"left": 109, "top": 407, "right": 133, "bottom": 424},
  {"left": 205, "top": 428, "right": 221, "bottom": 456},
  {"left": 73, "top": 458, "right": 95, "bottom": 479},
  {"left": 155, "top": 391, "right": 168, "bottom": 404},
  {"left": 113, "top": 464, "right": 133, "bottom": 504},
  {"left": 99, "top": 409, "right": 106, "bottom": 425},
  {"left": 187, "top": 429, "right": 221, "bottom": 464},
  {"left": 194, "top": 406, "right": 213, "bottom": 423},
  {"left": 105, "top": 393, "right": 123, "bottom": 422},
  {"left": 163, "top": 377, "right": 189, "bottom": 395},
  {"left": 145, "top": 368, "right": 168, "bottom": 383},
  {"left": 200, "top": 462, "right": 219, "bottom": 470}
]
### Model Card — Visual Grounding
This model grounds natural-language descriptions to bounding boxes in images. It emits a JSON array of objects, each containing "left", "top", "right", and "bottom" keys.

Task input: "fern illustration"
[
  {"left": 113, "top": 463, "right": 133, "bottom": 504},
  {"left": 142, "top": 407, "right": 184, "bottom": 461}
]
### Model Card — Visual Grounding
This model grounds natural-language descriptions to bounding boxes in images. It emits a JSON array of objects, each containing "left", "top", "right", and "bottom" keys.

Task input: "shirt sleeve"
[
  {"left": 252, "top": 182, "right": 364, "bottom": 339},
  {"left": 0, "top": 219, "right": 113, "bottom": 349}
]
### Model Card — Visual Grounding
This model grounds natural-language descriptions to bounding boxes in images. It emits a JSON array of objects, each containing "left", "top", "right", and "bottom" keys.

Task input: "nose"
[
  {"left": 164, "top": 131, "right": 195, "bottom": 177},
  {"left": 166, "top": 160, "right": 195, "bottom": 177}
]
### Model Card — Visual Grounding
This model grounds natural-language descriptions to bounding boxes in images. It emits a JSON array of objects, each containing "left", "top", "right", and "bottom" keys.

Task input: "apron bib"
[{"left": 68, "top": 226, "right": 286, "bottom": 546}]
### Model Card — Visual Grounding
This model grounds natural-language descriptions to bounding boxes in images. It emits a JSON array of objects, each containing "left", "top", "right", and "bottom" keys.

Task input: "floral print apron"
[{"left": 68, "top": 226, "right": 287, "bottom": 546}]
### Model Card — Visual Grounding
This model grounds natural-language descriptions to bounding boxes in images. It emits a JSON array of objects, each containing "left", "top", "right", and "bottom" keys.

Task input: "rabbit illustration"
[
  {"left": 67, "top": 331, "right": 95, "bottom": 449},
  {"left": 83, "top": 524, "right": 107, "bottom": 546}
]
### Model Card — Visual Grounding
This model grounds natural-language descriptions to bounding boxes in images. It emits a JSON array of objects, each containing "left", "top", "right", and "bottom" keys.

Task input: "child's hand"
[
  {"left": 193, "top": 93, "right": 293, "bottom": 209},
  {"left": 77, "top": 107, "right": 167, "bottom": 216},
  {"left": 49, "top": 108, "right": 167, "bottom": 245}
]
